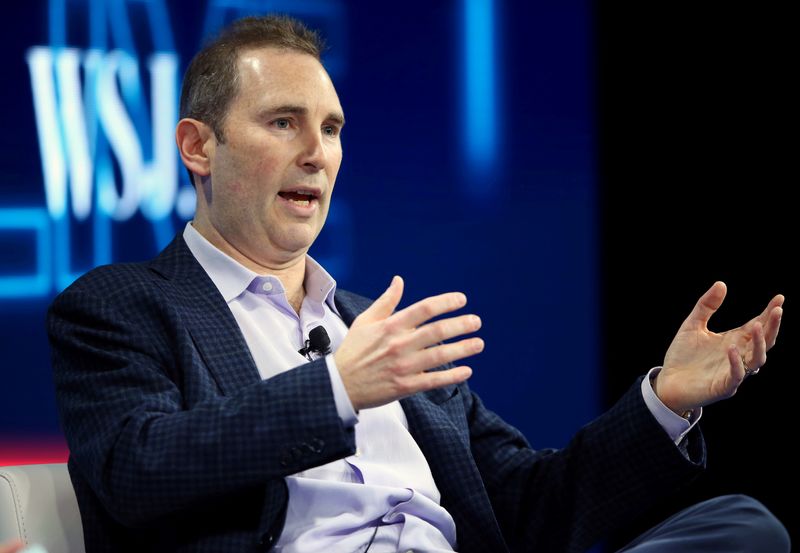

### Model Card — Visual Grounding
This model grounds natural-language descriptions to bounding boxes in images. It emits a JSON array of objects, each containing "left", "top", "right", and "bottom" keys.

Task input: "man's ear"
[{"left": 176, "top": 118, "right": 214, "bottom": 178}]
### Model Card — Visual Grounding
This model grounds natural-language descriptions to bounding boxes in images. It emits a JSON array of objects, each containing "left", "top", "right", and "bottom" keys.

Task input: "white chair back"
[{"left": 0, "top": 463, "right": 85, "bottom": 552}]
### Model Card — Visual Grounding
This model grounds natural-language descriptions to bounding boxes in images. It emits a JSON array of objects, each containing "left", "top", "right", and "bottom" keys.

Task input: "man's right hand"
[{"left": 334, "top": 276, "right": 483, "bottom": 411}]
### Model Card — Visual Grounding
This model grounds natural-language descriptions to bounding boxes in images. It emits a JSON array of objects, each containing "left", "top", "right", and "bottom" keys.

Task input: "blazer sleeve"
[
  {"left": 461, "top": 378, "right": 705, "bottom": 553},
  {"left": 47, "top": 271, "right": 356, "bottom": 528}
]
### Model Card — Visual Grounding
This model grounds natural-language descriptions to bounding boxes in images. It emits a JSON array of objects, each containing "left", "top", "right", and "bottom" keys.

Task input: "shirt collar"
[
  {"left": 303, "top": 255, "right": 339, "bottom": 313},
  {"left": 182, "top": 222, "right": 339, "bottom": 314}
]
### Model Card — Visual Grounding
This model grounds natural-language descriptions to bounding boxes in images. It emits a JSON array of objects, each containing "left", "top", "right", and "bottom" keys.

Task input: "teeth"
[
  {"left": 289, "top": 199, "right": 310, "bottom": 206},
  {"left": 293, "top": 190, "right": 314, "bottom": 196}
]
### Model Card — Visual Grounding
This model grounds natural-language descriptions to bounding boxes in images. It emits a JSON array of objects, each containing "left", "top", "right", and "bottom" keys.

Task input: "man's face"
[{"left": 199, "top": 47, "right": 344, "bottom": 267}]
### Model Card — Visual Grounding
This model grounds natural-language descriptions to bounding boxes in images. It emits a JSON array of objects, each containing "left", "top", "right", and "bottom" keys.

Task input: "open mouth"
[{"left": 278, "top": 189, "right": 319, "bottom": 207}]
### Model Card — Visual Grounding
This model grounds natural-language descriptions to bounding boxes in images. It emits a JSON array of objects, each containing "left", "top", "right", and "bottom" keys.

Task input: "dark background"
[{"left": 599, "top": 2, "right": 797, "bottom": 546}]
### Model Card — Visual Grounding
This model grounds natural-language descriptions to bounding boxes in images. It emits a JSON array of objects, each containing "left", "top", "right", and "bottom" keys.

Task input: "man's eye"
[
  {"left": 274, "top": 119, "right": 290, "bottom": 129},
  {"left": 323, "top": 125, "right": 339, "bottom": 137}
]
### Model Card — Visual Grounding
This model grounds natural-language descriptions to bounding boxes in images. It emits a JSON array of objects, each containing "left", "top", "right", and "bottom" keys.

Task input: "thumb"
[
  {"left": 683, "top": 281, "right": 727, "bottom": 330},
  {"left": 357, "top": 275, "right": 404, "bottom": 324}
]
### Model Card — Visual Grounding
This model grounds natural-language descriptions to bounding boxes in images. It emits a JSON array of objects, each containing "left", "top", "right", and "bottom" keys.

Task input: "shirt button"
[{"left": 261, "top": 281, "right": 273, "bottom": 292}]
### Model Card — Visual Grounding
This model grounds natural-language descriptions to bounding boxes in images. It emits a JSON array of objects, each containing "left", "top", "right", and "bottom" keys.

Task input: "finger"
[
  {"left": 750, "top": 294, "right": 784, "bottom": 330},
  {"left": 406, "top": 314, "right": 482, "bottom": 350},
  {"left": 746, "top": 321, "right": 767, "bottom": 369},
  {"left": 389, "top": 291, "right": 468, "bottom": 330},
  {"left": 729, "top": 343, "right": 747, "bottom": 383},
  {"left": 764, "top": 306, "right": 783, "bottom": 349},
  {"left": 683, "top": 281, "right": 727, "bottom": 330},
  {"left": 399, "top": 337, "right": 484, "bottom": 375},
  {"left": 757, "top": 294, "right": 785, "bottom": 320},
  {"left": 409, "top": 365, "right": 473, "bottom": 393},
  {"left": 357, "top": 275, "right": 404, "bottom": 324}
]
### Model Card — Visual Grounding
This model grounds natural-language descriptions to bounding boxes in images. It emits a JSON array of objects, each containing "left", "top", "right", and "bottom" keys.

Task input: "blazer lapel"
[
  {"left": 402, "top": 392, "right": 508, "bottom": 553},
  {"left": 148, "top": 235, "right": 262, "bottom": 395}
]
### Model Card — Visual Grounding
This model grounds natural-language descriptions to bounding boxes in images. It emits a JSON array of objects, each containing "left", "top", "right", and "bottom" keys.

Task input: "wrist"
[{"left": 650, "top": 370, "right": 693, "bottom": 418}]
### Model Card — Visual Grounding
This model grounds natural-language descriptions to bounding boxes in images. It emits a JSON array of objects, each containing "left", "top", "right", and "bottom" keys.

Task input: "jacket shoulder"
[
  {"left": 50, "top": 234, "right": 188, "bottom": 308},
  {"left": 53, "top": 261, "right": 161, "bottom": 306}
]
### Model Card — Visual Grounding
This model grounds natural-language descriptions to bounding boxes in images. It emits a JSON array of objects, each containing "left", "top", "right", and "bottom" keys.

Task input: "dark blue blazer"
[{"left": 48, "top": 235, "right": 705, "bottom": 553}]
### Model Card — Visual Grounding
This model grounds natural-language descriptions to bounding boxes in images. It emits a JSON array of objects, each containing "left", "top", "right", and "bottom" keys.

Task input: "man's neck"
[{"left": 190, "top": 221, "right": 307, "bottom": 314}]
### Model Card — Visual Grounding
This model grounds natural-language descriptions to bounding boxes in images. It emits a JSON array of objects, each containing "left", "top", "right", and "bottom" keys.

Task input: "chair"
[{"left": 0, "top": 463, "right": 85, "bottom": 552}]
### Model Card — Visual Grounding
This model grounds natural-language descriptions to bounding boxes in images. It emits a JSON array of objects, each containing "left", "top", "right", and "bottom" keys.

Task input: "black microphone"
[{"left": 298, "top": 325, "right": 331, "bottom": 360}]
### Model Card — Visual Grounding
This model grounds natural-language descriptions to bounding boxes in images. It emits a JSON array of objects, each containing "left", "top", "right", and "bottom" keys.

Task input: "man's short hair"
[{"left": 179, "top": 15, "right": 324, "bottom": 145}]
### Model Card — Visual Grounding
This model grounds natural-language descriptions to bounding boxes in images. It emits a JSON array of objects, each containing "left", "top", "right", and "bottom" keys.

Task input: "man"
[{"left": 48, "top": 15, "right": 789, "bottom": 553}]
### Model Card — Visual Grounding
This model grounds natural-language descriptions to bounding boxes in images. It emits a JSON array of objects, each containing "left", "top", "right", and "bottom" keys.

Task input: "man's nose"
[{"left": 297, "top": 130, "right": 327, "bottom": 173}]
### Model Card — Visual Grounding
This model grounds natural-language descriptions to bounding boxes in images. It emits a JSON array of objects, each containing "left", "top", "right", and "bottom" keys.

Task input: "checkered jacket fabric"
[{"left": 47, "top": 234, "right": 705, "bottom": 552}]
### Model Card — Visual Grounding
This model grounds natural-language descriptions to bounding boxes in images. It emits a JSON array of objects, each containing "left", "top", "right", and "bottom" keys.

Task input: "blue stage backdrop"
[{"left": 0, "top": 0, "right": 596, "bottom": 462}]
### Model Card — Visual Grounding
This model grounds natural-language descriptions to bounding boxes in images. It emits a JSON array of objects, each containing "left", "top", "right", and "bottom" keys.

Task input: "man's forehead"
[
  {"left": 237, "top": 46, "right": 322, "bottom": 76},
  {"left": 231, "top": 47, "right": 343, "bottom": 117},
  {"left": 237, "top": 48, "right": 337, "bottom": 90}
]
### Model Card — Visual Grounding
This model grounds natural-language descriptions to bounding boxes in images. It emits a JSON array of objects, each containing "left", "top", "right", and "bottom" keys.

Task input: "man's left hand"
[{"left": 654, "top": 281, "right": 784, "bottom": 415}]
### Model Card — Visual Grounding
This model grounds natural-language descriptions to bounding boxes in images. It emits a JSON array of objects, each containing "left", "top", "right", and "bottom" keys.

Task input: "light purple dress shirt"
[{"left": 183, "top": 222, "right": 699, "bottom": 552}]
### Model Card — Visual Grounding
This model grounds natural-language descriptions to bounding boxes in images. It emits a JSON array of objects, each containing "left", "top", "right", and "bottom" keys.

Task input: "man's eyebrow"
[
  {"left": 327, "top": 112, "right": 345, "bottom": 127},
  {"left": 263, "top": 105, "right": 345, "bottom": 126},
  {"left": 268, "top": 104, "right": 307, "bottom": 116}
]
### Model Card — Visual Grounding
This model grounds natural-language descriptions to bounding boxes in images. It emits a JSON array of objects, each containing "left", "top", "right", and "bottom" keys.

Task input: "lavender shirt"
[{"left": 183, "top": 222, "right": 698, "bottom": 552}]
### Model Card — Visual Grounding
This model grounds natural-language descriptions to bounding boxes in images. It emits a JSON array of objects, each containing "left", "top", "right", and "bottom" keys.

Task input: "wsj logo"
[
  {"left": 26, "top": 48, "right": 190, "bottom": 223},
  {"left": 0, "top": 0, "right": 349, "bottom": 299},
  {"left": 9, "top": 0, "right": 196, "bottom": 297}
]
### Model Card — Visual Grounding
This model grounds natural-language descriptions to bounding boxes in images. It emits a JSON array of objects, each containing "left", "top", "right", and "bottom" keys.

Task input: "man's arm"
[
  {"left": 463, "top": 377, "right": 705, "bottom": 553},
  {"left": 48, "top": 275, "right": 355, "bottom": 528},
  {"left": 461, "top": 282, "right": 784, "bottom": 552}
]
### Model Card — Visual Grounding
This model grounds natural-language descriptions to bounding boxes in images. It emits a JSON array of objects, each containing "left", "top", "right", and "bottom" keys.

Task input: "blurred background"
[{"left": 0, "top": 0, "right": 794, "bottom": 547}]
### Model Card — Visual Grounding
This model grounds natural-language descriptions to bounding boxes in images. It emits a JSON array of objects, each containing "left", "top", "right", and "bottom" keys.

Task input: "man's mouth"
[{"left": 278, "top": 189, "right": 319, "bottom": 207}]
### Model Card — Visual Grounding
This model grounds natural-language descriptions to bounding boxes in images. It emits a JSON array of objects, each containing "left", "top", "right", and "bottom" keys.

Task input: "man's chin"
[{"left": 270, "top": 231, "right": 319, "bottom": 259}]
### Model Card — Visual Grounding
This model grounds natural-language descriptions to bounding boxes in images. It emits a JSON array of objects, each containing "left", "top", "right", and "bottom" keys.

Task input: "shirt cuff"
[
  {"left": 641, "top": 367, "right": 702, "bottom": 445},
  {"left": 325, "top": 353, "right": 358, "bottom": 427}
]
